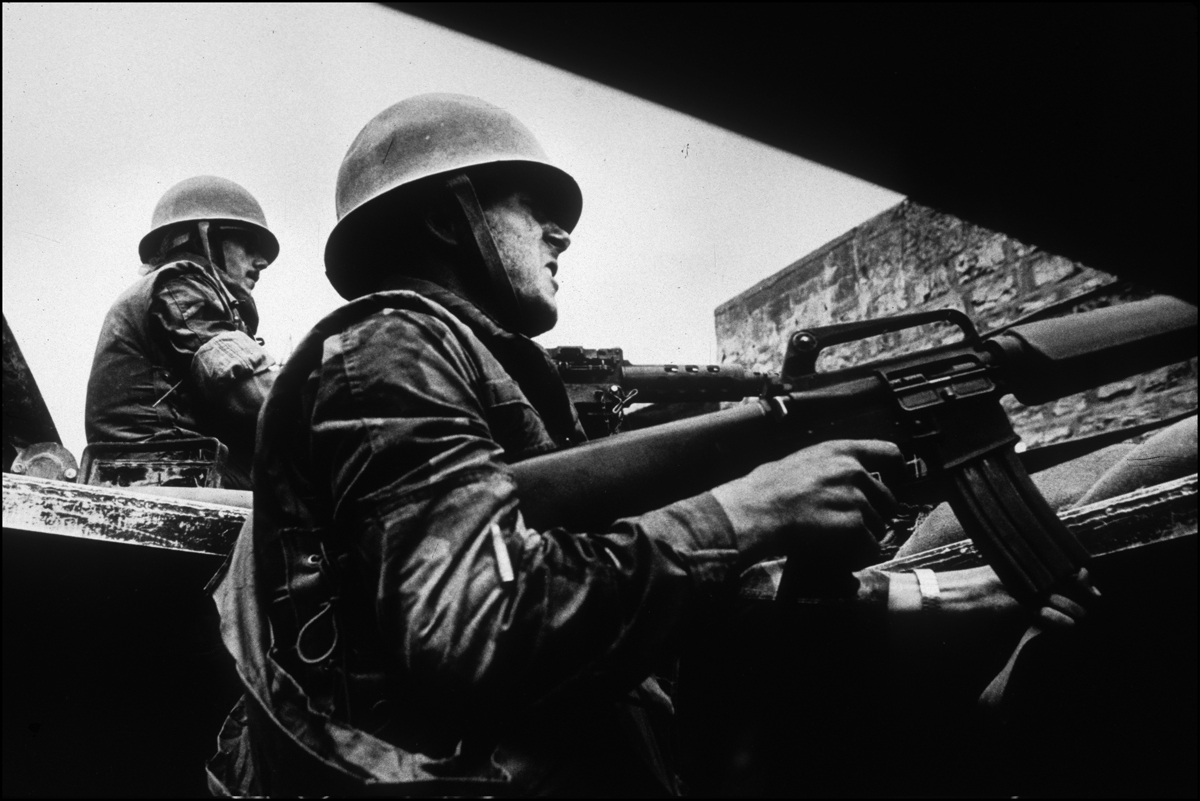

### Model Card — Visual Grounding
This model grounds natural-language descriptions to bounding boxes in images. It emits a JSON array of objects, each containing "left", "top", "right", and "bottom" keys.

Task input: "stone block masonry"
[{"left": 714, "top": 200, "right": 1196, "bottom": 449}]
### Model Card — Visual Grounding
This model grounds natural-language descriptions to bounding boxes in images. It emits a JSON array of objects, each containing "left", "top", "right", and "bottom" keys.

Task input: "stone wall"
[{"left": 715, "top": 200, "right": 1196, "bottom": 448}]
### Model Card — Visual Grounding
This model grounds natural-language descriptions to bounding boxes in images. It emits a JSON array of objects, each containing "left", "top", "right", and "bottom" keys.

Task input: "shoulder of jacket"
[
  {"left": 152, "top": 260, "right": 212, "bottom": 286},
  {"left": 152, "top": 258, "right": 207, "bottom": 277},
  {"left": 326, "top": 295, "right": 499, "bottom": 389},
  {"left": 106, "top": 261, "right": 208, "bottom": 310},
  {"left": 346, "top": 291, "right": 481, "bottom": 344},
  {"left": 149, "top": 262, "right": 227, "bottom": 304}
]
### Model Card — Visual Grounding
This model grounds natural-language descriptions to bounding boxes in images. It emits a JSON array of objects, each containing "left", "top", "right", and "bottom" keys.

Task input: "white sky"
[{"left": 2, "top": 3, "right": 902, "bottom": 461}]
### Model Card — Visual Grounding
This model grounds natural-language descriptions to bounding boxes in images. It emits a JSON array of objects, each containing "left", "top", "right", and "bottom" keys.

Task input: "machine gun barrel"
[
  {"left": 548, "top": 345, "right": 783, "bottom": 437},
  {"left": 513, "top": 296, "right": 1196, "bottom": 599},
  {"left": 618, "top": 363, "right": 780, "bottom": 403}
]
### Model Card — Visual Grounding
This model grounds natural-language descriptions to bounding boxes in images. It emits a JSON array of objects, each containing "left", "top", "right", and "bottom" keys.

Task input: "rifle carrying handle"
[{"left": 783, "top": 308, "right": 978, "bottom": 382}]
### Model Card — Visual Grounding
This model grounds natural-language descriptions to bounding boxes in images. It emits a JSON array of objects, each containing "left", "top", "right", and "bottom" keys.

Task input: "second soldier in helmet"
[{"left": 85, "top": 176, "right": 280, "bottom": 489}]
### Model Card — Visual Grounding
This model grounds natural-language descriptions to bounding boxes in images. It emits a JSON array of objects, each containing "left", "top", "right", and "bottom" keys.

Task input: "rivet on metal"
[{"left": 792, "top": 332, "right": 818, "bottom": 351}]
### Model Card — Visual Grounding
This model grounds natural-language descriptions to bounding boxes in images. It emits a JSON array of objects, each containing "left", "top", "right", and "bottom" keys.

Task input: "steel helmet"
[
  {"left": 139, "top": 176, "right": 279, "bottom": 265},
  {"left": 324, "top": 93, "right": 582, "bottom": 298}
]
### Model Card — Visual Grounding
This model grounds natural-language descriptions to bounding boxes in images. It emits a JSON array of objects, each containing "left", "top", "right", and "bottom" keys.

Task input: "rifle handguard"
[{"left": 988, "top": 295, "right": 1196, "bottom": 405}]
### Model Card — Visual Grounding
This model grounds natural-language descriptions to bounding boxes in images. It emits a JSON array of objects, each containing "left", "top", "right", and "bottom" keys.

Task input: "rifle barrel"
[{"left": 620, "top": 364, "right": 778, "bottom": 403}]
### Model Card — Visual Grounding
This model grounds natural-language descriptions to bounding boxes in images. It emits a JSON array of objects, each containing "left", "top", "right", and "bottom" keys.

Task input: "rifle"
[
  {"left": 546, "top": 346, "right": 779, "bottom": 438},
  {"left": 520, "top": 296, "right": 1197, "bottom": 605}
]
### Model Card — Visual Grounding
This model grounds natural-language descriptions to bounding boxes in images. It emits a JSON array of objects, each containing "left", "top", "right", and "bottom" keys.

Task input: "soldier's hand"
[
  {"left": 711, "top": 439, "right": 904, "bottom": 568},
  {"left": 1037, "top": 568, "right": 1100, "bottom": 628}
]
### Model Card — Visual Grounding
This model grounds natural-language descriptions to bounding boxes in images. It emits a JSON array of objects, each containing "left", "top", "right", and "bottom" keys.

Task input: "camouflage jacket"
[
  {"left": 85, "top": 256, "right": 275, "bottom": 486},
  {"left": 208, "top": 279, "right": 742, "bottom": 796}
]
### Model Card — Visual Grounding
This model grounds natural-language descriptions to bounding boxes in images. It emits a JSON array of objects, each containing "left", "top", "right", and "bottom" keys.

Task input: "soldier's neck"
[{"left": 378, "top": 262, "right": 504, "bottom": 326}]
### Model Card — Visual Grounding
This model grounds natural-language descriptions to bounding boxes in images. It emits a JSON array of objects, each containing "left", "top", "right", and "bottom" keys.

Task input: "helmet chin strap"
[
  {"left": 195, "top": 220, "right": 243, "bottom": 327},
  {"left": 445, "top": 173, "right": 525, "bottom": 333}
]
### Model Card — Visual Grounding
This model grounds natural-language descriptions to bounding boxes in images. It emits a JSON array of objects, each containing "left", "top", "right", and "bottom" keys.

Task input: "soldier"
[
  {"left": 85, "top": 176, "right": 280, "bottom": 489},
  {"left": 208, "top": 94, "right": 1086, "bottom": 796}
]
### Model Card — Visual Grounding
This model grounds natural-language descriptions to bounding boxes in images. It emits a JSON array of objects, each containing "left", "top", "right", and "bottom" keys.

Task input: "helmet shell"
[
  {"left": 139, "top": 176, "right": 279, "bottom": 264},
  {"left": 325, "top": 94, "right": 582, "bottom": 294}
]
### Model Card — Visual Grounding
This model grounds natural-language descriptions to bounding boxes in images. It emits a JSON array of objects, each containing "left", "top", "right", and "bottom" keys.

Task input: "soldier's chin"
[{"left": 521, "top": 301, "right": 558, "bottom": 337}]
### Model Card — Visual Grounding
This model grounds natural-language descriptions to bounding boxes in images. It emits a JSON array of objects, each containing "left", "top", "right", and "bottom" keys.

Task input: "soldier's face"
[
  {"left": 221, "top": 234, "right": 270, "bottom": 294},
  {"left": 483, "top": 189, "right": 571, "bottom": 336}
]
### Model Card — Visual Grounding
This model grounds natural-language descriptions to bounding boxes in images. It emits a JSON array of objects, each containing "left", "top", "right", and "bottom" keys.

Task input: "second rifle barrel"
[{"left": 619, "top": 364, "right": 777, "bottom": 403}]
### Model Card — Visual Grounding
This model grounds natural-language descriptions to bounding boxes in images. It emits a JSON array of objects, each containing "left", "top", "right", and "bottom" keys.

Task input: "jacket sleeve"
[
  {"left": 191, "top": 331, "right": 278, "bottom": 422},
  {"left": 151, "top": 274, "right": 276, "bottom": 427},
  {"left": 310, "top": 310, "right": 742, "bottom": 727}
]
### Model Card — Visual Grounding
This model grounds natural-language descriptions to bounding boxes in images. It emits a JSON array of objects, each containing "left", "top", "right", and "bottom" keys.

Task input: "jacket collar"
[
  {"left": 381, "top": 277, "right": 513, "bottom": 341},
  {"left": 375, "top": 277, "right": 584, "bottom": 446},
  {"left": 148, "top": 254, "right": 260, "bottom": 335}
]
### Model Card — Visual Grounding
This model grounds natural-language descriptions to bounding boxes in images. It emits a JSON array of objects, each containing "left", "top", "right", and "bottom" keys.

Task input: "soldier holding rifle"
[{"left": 208, "top": 95, "right": 1087, "bottom": 796}]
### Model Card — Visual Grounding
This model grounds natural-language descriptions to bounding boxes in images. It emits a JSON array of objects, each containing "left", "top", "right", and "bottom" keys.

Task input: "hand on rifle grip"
[{"left": 710, "top": 439, "right": 904, "bottom": 573}]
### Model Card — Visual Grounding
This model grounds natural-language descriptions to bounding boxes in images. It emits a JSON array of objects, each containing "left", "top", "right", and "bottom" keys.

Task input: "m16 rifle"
[{"left": 524, "top": 296, "right": 1197, "bottom": 606}]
